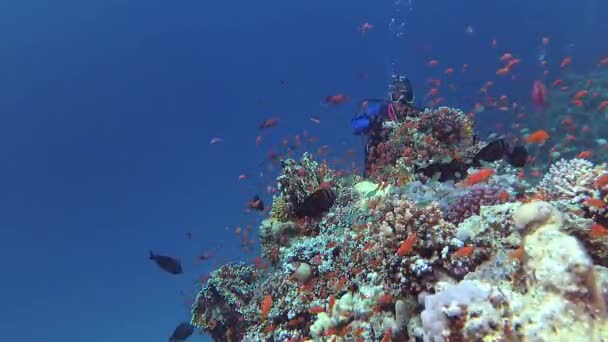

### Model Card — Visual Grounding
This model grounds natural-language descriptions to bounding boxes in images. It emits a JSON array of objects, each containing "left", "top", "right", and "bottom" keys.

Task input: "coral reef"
[
  {"left": 189, "top": 99, "right": 608, "bottom": 341},
  {"left": 191, "top": 263, "right": 259, "bottom": 341},
  {"left": 416, "top": 201, "right": 608, "bottom": 341},
  {"left": 367, "top": 106, "right": 481, "bottom": 182}
]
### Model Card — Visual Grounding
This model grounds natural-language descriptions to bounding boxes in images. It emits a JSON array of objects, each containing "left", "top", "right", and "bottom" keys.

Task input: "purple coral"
[{"left": 447, "top": 186, "right": 508, "bottom": 224}]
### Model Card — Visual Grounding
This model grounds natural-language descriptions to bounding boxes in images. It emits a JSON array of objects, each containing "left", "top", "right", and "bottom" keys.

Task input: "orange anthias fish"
[
  {"left": 508, "top": 246, "right": 524, "bottom": 262},
  {"left": 560, "top": 57, "right": 572, "bottom": 68},
  {"left": 260, "top": 295, "right": 272, "bottom": 322},
  {"left": 381, "top": 328, "right": 392, "bottom": 342},
  {"left": 598, "top": 100, "right": 608, "bottom": 112},
  {"left": 578, "top": 150, "right": 593, "bottom": 159},
  {"left": 328, "top": 295, "right": 336, "bottom": 313},
  {"left": 496, "top": 67, "right": 510, "bottom": 76},
  {"left": 259, "top": 118, "right": 280, "bottom": 129},
  {"left": 396, "top": 232, "right": 417, "bottom": 256},
  {"left": 583, "top": 197, "right": 605, "bottom": 209},
  {"left": 542, "top": 37, "right": 549, "bottom": 46},
  {"left": 590, "top": 223, "right": 608, "bottom": 239},
  {"left": 453, "top": 246, "right": 474, "bottom": 258},
  {"left": 308, "top": 306, "right": 325, "bottom": 315},
  {"left": 525, "top": 129, "right": 550, "bottom": 144},
  {"left": 325, "top": 94, "right": 348, "bottom": 105},
  {"left": 572, "top": 90, "right": 588, "bottom": 100},
  {"left": 462, "top": 168, "right": 495, "bottom": 186},
  {"left": 500, "top": 53, "right": 513, "bottom": 62},
  {"left": 594, "top": 174, "right": 608, "bottom": 188}
]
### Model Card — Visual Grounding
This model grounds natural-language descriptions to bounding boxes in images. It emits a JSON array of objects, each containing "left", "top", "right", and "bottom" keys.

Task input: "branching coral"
[{"left": 537, "top": 158, "right": 603, "bottom": 201}]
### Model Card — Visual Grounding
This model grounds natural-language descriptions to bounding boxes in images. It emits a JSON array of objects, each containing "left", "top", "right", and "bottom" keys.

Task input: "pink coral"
[{"left": 446, "top": 186, "right": 508, "bottom": 224}]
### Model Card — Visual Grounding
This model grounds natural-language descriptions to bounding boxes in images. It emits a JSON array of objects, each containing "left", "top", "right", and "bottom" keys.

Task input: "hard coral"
[
  {"left": 537, "top": 158, "right": 604, "bottom": 202},
  {"left": 278, "top": 153, "right": 334, "bottom": 205},
  {"left": 367, "top": 106, "right": 481, "bottom": 183},
  {"left": 371, "top": 193, "right": 455, "bottom": 256},
  {"left": 415, "top": 202, "right": 608, "bottom": 341},
  {"left": 269, "top": 195, "right": 292, "bottom": 223},
  {"left": 447, "top": 185, "right": 509, "bottom": 224},
  {"left": 370, "top": 193, "right": 487, "bottom": 290},
  {"left": 191, "top": 263, "right": 258, "bottom": 340},
  {"left": 419, "top": 106, "right": 475, "bottom": 148}
]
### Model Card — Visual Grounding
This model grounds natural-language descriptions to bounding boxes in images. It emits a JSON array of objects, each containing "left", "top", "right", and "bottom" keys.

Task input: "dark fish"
[
  {"left": 169, "top": 322, "right": 194, "bottom": 342},
  {"left": 248, "top": 195, "right": 265, "bottom": 211},
  {"left": 149, "top": 251, "right": 183, "bottom": 275},
  {"left": 506, "top": 145, "right": 528, "bottom": 167},
  {"left": 475, "top": 139, "right": 508, "bottom": 163},
  {"left": 475, "top": 138, "right": 528, "bottom": 168},
  {"left": 294, "top": 188, "right": 336, "bottom": 218},
  {"left": 418, "top": 160, "right": 469, "bottom": 182}
]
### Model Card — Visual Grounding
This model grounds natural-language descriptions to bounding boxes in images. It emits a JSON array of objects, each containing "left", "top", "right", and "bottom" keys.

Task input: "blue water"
[{"left": 1, "top": 0, "right": 606, "bottom": 341}]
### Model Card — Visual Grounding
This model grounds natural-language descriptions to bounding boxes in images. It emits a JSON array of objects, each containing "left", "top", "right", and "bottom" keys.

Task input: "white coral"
[
  {"left": 421, "top": 280, "right": 490, "bottom": 342},
  {"left": 537, "top": 158, "right": 602, "bottom": 201}
]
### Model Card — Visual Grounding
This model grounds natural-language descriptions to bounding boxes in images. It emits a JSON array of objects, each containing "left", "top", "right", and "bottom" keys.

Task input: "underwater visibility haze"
[{"left": 2, "top": 0, "right": 608, "bottom": 341}]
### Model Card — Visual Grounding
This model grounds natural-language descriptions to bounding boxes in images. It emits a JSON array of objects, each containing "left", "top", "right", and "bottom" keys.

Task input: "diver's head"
[{"left": 388, "top": 75, "right": 414, "bottom": 104}]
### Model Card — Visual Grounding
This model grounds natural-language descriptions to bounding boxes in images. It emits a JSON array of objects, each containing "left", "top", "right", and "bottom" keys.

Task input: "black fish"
[
  {"left": 418, "top": 160, "right": 469, "bottom": 182},
  {"left": 149, "top": 251, "right": 183, "bottom": 275},
  {"left": 475, "top": 139, "right": 508, "bottom": 163},
  {"left": 506, "top": 145, "right": 528, "bottom": 167},
  {"left": 475, "top": 138, "right": 528, "bottom": 168},
  {"left": 248, "top": 195, "right": 265, "bottom": 211},
  {"left": 169, "top": 322, "right": 194, "bottom": 342},
  {"left": 294, "top": 188, "right": 336, "bottom": 218},
  {"left": 419, "top": 138, "right": 528, "bottom": 182}
]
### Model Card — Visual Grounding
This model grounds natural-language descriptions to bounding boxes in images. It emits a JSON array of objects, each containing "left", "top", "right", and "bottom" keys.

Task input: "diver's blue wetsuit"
[
  {"left": 351, "top": 99, "right": 394, "bottom": 177},
  {"left": 351, "top": 76, "right": 420, "bottom": 177},
  {"left": 351, "top": 99, "right": 391, "bottom": 135}
]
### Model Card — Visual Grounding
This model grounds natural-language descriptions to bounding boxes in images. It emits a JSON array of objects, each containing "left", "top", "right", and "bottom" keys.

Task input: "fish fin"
[{"left": 149, "top": 251, "right": 155, "bottom": 260}]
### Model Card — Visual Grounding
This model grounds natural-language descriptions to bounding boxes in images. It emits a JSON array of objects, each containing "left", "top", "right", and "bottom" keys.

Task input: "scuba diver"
[
  {"left": 352, "top": 74, "right": 416, "bottom": 136},
  {"left": 351, "top": 74, "right": 417, "bottom": 176},
  {"left": 351, "top": 74, "right": 528, "bottom": 180}
]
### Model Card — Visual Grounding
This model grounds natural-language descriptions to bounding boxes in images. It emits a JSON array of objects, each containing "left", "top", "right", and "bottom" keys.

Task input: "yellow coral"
[
  {"left": 269, "top": 195, "right": 292, "bottom": 222},
  {"left": 463, "top": 121, "right": 474, "bottom": 139}
]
